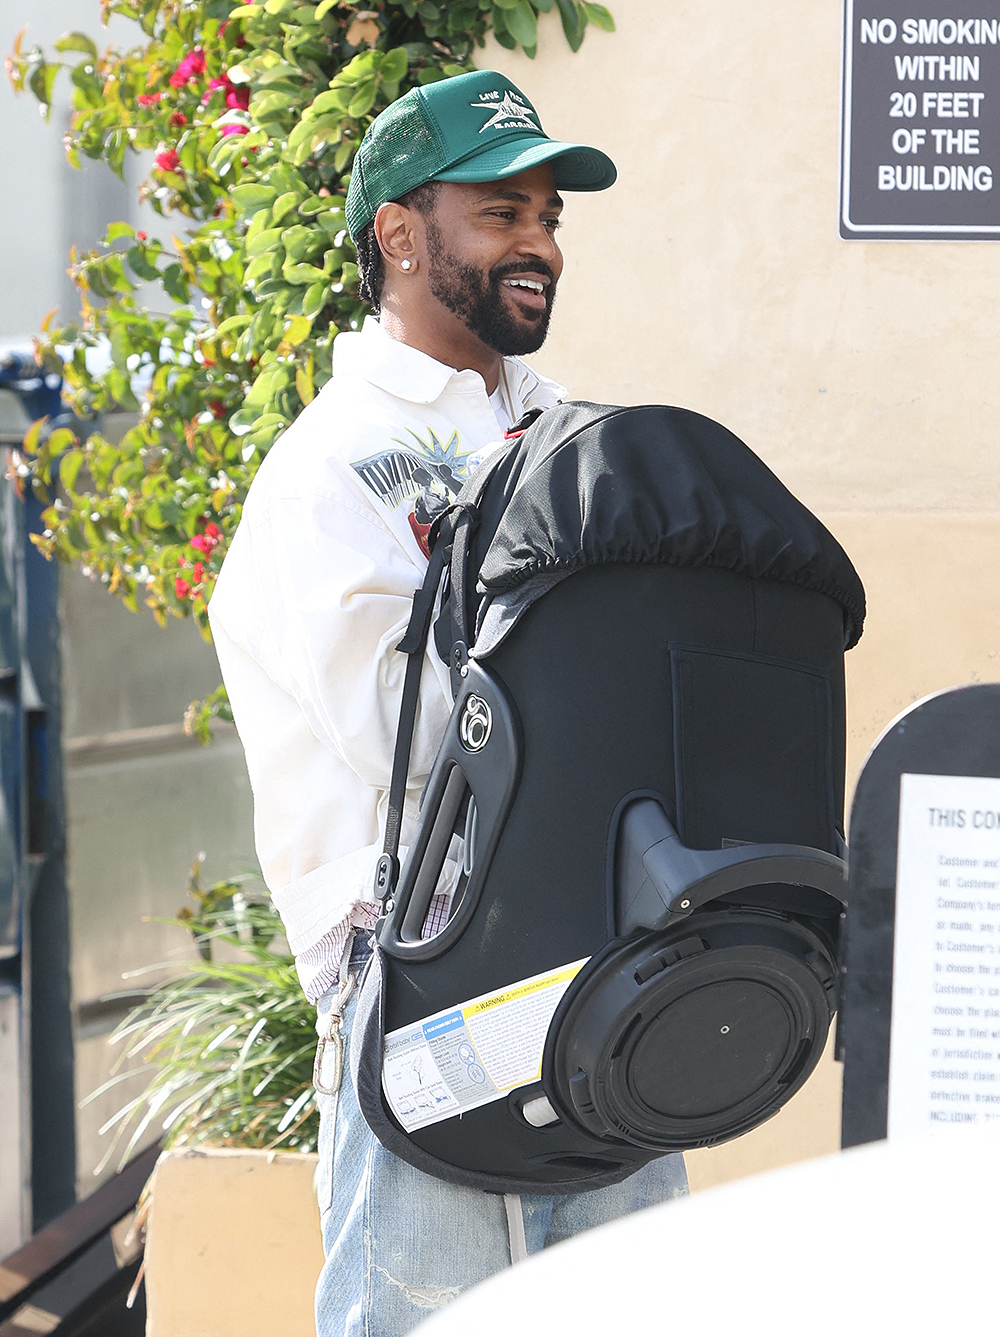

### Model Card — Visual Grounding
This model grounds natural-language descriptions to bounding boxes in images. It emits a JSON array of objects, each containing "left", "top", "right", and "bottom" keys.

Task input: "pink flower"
[
  {"left": 170, "top": 112, "right": 187, "bottom": 127},
  {"left": 169, "top": 47, "right": 206, "bottom": 88},
  {"left": 220, "top": 123, "right": 249, "bottom": 137},
  {"left": 203, "top": 73, "right": 251, "bottom": 111},
  {"left": 175, "top": 577, "right": 191, "bottom": 599},
  {"left": 191, "top": 524, "right": 222, "bottom": 556},
  {"left": 202, "top": 76, "right": 228, "bottom": 104},
  {"left": 192, "top": 561, "right": 205, "bottom": 584},
  {"left": 137, "top": 92, "right": 162, "bottom": 106},
  {"left": 154, "top": 147, "right": 181, "bottom": 173}
]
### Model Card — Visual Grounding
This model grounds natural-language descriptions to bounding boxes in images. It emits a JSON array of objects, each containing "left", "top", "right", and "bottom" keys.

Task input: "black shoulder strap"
[{"left": 373, "top": 505, "right": 471, "bottom": 907}]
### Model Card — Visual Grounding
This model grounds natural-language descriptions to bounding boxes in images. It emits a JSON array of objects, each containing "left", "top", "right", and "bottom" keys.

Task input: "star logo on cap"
[{"left": 472, "top": 90, "right": 540, "bottom": 134}]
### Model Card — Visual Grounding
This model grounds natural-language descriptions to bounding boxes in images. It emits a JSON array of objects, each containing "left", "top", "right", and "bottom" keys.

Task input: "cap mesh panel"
[{"left": 348, "top": 95, "right": 447, "bottom": 237}]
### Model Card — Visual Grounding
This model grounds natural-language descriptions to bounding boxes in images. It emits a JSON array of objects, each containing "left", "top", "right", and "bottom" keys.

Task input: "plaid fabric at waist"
[{"left": 300, "top": 890, "right": 454, "bottom": 1003}]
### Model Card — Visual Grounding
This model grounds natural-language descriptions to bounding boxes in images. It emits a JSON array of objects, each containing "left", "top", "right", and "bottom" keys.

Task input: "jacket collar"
[{"left": 331, "top": 316, "right": 565, "bottom": 409}]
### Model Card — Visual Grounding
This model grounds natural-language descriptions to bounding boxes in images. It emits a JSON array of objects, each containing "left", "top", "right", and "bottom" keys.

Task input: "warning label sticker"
[{"left": 382, "top": 958, "right": 588, "bottom": 1132}]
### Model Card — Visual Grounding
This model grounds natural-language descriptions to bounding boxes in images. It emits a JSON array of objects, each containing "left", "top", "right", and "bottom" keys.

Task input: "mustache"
[{"left": 489, "top": 259, "right": 557, "bottom": 289}]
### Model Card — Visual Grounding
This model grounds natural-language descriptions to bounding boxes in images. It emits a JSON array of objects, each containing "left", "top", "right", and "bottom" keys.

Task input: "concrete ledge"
[{"left": 144, "top": 1147, "right": 323, "bottom": 1337}]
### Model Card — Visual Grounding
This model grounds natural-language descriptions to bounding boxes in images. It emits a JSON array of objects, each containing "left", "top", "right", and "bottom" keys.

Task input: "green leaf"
[
  {"left": 315, "top": 0, "right": 337, "bottom": 16},
  {"left": 582, "top": 1, "right": 615, "bottom": 30},
  {"left": 54, "top": 31, "right": 98, "bottom": 57},
  {"left": 227, "top": 3, "right": 263, "bottom": 13},
  {"left": 246, "top": 209, "right": 274, "bottom": 244},
  {"left": 22, "top": 419, "right": 44, "bottom": 457},
  {"left": 246, "top": 227, "right": 284, "bottom": 258},
  {"left": 556, "top": 0, "right": 585, "bottom": 49},
  {"left": 256, "top": 62, "right": 301, "bottom": 86},
  {"left": 281, "top": 261, "right": 327, "bottom": 285},
  {"left": 347, "top": 81, "right": 377, "bottom": 119},
  {"left": 231, "top": 183, "right": 279, "bottom": 214},
  {"left": 47, "top": 427, "right": 79, "bottom": 458},
  {"left": 280, "top": 224, "right": 321, "bottom": 263},
  {"left": 229, "top": 408, "right": 259, "bottom": 434},
  {"left": 379, "top": 47, "right": 409, "bottom": 82},
  {"left": 59, "top": 449, "right": 85, "bottom": 492},
  {"left": 310, "top": 88, "right": 351, "bottom": 115},
  {"left": 302, "top": 282, "right": 329, "bottom": 319},
  {"left": 125, "top": 247, "right": 160, "bottom": 281},
  {"left": 246, "top": 252, "right": 280, "bottom": 284},
  {"left": 504, "top": 0, "right": 538, "bottom": 47},
  {"left": 283, "top": 315, "right": 312, "bottom": 345},
  {"left": 28, "top": 61, "right": 60, "bottom": 112},
  {"left": 105, "top": 221, "right": 135, "bottom": 244},
  {"left": 207, "top": 135, "right": 250, "bottom": 174},
  {"left": 271, "top": 191, "right": 301, "bottom": 225},
  {"left": 215, "top": 313, "right": 252, "bottom": 337},
  {"left": 316, "top": 209, "right": 347, "bottom": 235},
  {"left": 297, "top": 195, "right": 332, "bottom": 216},
  {"left": 162, "top": 263, "right": 189, "bottom": 303}
]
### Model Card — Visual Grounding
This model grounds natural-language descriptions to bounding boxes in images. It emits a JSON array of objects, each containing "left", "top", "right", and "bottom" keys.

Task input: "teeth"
[{"left": 503, "top": 278, "right": 544, "bottom": 293}]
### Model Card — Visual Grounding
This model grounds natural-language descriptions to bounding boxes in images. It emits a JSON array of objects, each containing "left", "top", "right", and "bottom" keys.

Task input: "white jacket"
[{"left": 208, "top": 316, "right": 564, "bottom": 995}]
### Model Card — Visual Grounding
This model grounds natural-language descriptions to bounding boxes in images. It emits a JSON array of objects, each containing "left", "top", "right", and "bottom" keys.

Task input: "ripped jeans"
[{"left": 313, "top": 946, "right": 689, "bottom": 1337}]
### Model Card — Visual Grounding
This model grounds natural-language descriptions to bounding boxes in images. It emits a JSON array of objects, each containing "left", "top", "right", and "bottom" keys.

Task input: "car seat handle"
[{"left": 616, "top": 798, "right": 847, "bottom": 938}]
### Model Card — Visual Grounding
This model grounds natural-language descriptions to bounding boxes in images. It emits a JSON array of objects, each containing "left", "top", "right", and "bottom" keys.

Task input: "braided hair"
[{"left": 355, "top": 181, "right": 441, "bottom": 315}]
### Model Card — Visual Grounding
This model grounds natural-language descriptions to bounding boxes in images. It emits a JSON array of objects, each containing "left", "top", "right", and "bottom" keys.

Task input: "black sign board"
[
  {"left": 840, "top": 0, "right": 1000, "bottom": 239},
  {"left": 840, "top": 684, "right": 1000, "bottom": 1147}
]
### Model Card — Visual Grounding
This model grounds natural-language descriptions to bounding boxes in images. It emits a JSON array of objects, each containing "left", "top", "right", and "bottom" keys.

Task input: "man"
[{"left": 209, "top": 69, "right": 687, "bottom": 1337}]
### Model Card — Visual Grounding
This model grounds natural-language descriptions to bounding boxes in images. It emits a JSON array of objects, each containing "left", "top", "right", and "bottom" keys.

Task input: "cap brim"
[{"left": 432, "top": 136, "right": 616, "bottom": 192}]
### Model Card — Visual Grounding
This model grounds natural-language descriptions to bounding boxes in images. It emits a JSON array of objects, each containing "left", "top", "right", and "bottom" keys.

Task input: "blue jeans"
[{"left": 314, "top": 962, "right": 688, "bottom": 1336}]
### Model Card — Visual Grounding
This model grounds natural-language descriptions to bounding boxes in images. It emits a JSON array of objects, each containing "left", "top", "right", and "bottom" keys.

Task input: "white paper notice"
[
  {"left": 382, "top": 958, "right": 588, "bottom": 1133},
  {"left": 888, "top": 773, "right": 1000, "bottom": 1139}
]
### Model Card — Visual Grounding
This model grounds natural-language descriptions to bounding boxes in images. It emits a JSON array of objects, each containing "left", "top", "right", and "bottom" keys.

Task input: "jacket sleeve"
[{"left": 249, "top": 485, "right": 454, "bottom": 793}]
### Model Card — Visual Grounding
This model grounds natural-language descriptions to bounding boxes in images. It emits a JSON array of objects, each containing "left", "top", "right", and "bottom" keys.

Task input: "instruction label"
[{"left": 382, "top": 958, "right": 588, "bottom": 1132}]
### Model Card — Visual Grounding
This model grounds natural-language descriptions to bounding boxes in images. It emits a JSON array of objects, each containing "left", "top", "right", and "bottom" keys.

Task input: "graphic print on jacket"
[{"left": 352, "top": 426, "right": 478, "bottom": 558}]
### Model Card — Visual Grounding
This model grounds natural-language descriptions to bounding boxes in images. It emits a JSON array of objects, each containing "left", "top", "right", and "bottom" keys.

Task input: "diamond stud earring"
[{"left": 401, "top": 259, "right": 412, "bottom": 271}]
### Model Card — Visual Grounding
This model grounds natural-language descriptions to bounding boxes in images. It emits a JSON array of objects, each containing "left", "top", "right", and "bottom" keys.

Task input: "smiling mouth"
[{"left": 500, "top": 275, "right": 549, "bottom": 314}]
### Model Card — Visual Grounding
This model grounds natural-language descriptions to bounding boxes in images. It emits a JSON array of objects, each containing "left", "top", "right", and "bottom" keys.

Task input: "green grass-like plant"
[{"left": 89, "top": 864, "right": 320, "bottom": 1170}]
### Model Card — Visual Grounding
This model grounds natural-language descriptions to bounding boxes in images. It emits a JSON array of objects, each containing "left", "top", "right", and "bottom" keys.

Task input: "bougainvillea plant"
[{"left": 7, "top": 0, "right": 612, "bottom": 738}]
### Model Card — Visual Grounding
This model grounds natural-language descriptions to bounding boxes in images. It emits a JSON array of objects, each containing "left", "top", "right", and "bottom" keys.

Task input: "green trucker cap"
[{"left": 345, "top": 69, "right": 617, "bottom": 240}]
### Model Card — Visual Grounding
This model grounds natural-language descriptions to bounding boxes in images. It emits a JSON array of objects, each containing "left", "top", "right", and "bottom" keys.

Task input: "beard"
[{"left": 424, "top": 219, "right": 556, "bottom": 356}]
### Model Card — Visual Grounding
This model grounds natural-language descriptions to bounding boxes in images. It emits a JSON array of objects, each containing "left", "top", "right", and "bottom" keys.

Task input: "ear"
[{"left": 375, "top": 201, "right": 419, "bottom": 276}]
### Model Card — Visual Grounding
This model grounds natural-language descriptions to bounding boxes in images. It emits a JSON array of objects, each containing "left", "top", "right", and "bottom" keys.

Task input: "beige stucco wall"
[{"left": 485, "top": 3, "right": 1000, "bottom": 1188}]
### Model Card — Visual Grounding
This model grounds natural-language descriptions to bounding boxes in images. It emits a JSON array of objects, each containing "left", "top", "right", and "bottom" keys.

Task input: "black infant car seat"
[{"left": 351, "top": 402, "right": 865, "bottom": 1195}]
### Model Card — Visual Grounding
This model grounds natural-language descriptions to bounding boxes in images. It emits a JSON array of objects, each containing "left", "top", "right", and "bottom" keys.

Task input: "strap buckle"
[{"left": 374, "top": 852, "right": 399, "bottom": 908}]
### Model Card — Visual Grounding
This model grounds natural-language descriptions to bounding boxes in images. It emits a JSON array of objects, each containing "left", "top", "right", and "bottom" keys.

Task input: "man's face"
[{"left": 420, "top": 164, "right": 565, "bottom": 357}]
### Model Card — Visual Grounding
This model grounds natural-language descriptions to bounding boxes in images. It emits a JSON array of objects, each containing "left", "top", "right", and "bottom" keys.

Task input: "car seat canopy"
[{"left": 475, "top": 403, "right": 866, "bottom": 651}]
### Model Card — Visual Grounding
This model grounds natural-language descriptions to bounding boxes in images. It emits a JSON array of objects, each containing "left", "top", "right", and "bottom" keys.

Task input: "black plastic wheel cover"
[{"left": 544, "top": 909, "right": 837, "bottom": 1151}]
